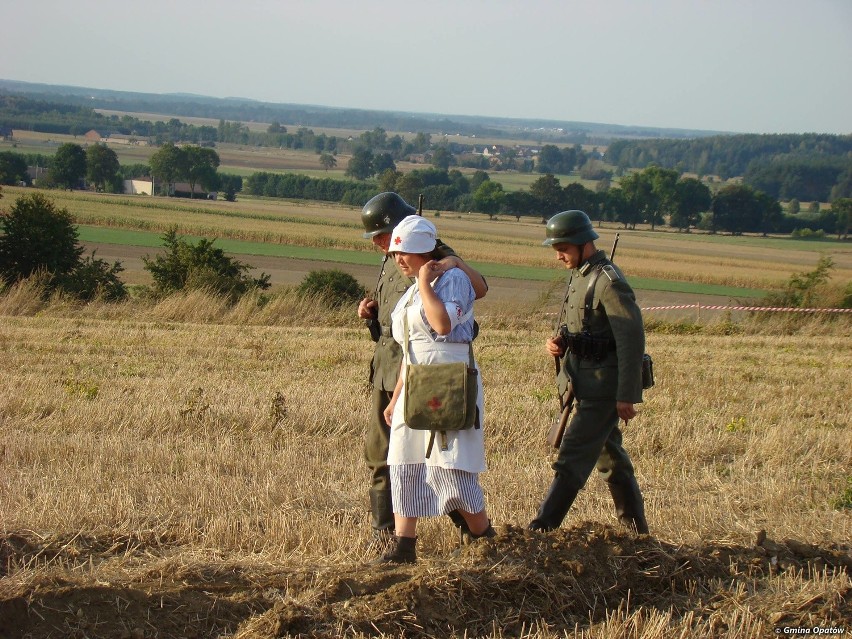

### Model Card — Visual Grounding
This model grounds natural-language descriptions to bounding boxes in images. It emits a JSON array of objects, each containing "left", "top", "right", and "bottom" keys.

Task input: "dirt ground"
[{"left": 1, "top": 522, "right": 849, "bottom": 638}]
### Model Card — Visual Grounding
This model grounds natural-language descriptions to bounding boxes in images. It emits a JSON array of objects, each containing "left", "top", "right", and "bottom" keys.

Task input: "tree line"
[
  {"left": 244, "top": 164, "right": 849, "bottom": 239},
  {"left": 605, "top": 133, "right": 852, "bottom": 203},
  {"left": 0, "top": 144, "right": 242, "bottom": 200}
]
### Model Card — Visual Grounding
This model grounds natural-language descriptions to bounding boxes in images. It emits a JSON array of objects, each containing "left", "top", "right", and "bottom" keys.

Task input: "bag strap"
[{"left": 403, "top": 287, "right": 474, "bottom": 368}]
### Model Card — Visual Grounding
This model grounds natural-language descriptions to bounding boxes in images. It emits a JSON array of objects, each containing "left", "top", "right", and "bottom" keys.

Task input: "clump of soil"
[{"left": 1, "top": 522, "right": 849, "bottom": 638}]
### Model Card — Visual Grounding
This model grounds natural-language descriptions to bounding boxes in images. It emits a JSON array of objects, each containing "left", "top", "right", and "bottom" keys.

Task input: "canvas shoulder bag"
[{"left": 402, "top": 292, "right": 478, "bottom": 435}]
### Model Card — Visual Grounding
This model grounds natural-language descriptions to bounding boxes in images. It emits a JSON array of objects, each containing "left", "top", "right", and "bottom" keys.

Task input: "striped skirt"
[{"left": 390, "top": 463, "right": 485, "bottom": 518}]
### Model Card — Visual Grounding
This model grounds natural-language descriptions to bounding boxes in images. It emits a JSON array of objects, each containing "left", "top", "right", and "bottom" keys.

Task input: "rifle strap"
[{"left": 581, "top": 265, "right": 604, "bottom": 333}]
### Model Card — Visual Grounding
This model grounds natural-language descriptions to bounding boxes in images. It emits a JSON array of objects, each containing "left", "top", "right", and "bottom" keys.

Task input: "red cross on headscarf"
[{"left": 394, "top": 236, "right": 402, "bottom": 245}]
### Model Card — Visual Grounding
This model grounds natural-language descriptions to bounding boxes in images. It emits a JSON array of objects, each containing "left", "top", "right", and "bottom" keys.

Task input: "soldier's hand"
[
  {"left": 358, "top": 298, "right": 377, "bottom": 319},
  {"left": 617, "top": 401, "right": 637, "bottom": 424},
  {"left": 546, "top": 337, "right": 565, "bottom": 357},
  {"left": 432, "top": 256, "right": 460, "bottom": 274}
]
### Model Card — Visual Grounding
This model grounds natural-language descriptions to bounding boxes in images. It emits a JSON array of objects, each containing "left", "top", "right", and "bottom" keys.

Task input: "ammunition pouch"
[
  {"left": 366, "top": 318, "right": 382, "bottom": 342},
  {"left": 641, "top": 353, "right": 655, "bottom": 389},
  {"left": 558, "top": 325, "right": 615, "bottom": 362}
]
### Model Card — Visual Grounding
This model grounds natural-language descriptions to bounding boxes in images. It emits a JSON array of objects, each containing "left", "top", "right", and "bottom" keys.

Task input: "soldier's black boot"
[
  {"left": 374, "top": 536, "right": 417, "bottom": 564},
  {"left": 528, "top": 474, "right": 580, "bottom": 532},
  {"left": 606, "top": 471, "right": 649, "bottom": 534},
  {"left": 369, "top": 488, "right": 395, "bottom": 537}
]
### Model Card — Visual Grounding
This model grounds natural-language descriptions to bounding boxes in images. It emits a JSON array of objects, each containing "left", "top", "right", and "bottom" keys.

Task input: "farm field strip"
[{"left": 3, "top": 187, "right": 850, "bottom": 293}]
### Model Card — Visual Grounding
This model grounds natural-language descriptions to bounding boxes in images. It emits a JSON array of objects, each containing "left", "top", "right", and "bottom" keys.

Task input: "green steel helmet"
[
  {"left": 542, "top": 210, "right": 599, "bottom": 246},
  {"left": 361, "top": 192, "right": 417, "bottom": 239}
]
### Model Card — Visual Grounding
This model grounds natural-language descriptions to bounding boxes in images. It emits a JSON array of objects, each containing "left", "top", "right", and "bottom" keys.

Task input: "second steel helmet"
[
  {"left": 542, "top": 210, "right": 599, "bottom": 246},
  {"left": 361, "top": 192, "right": 417, "bottom": 239}
]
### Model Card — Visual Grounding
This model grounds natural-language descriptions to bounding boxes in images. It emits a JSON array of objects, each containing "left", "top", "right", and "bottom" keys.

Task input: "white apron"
[{"left": 387, "top": 285, "right": 486, "bottom": 473}]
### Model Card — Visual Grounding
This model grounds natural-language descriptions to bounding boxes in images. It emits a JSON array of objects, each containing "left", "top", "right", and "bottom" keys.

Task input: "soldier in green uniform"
[
  {"left": 529, "top": 210, "right": 649, "bottom": 534},
  {"left": 358, "top": 192, "right": 488, "bottom": 542}
]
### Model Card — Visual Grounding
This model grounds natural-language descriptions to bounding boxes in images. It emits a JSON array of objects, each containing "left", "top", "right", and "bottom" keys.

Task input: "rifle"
[
  {"left": 549, "top": 291, "right": 573, "bottom": 448},
  {"left": 610, "top": 232, "right": 620, "bottom": 261},
  {"left": 547, "top": 384, "right": 574, "bottom": 448},
  {"left": 417, "top": 193, "right": 424, "bottom": 216}
]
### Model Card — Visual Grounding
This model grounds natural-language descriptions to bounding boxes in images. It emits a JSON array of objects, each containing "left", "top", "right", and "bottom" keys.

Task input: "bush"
[
  {"left": 56, "top": 253, "right": 128, "bottom": 302},
  {"left": 0, "top": 193, "right": 84, "bottom": 286},
  {"left": 791, "top": 228, "right": 826, "bottom": 239},
  {"left": 142, "top": 228, "right": 270, "bottom": 301},
  {"left": 761, "top": 255, "right": 834, "bottom": 309},
  {"left": 296, "top": 269, "right": 365, "bottom": 307}
]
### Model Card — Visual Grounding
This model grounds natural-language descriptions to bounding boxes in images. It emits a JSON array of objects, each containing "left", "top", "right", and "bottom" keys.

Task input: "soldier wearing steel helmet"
[
  {"left": 357, "top": 192, "right": 488, "bottom": 544},
  {"left": 529, "top": 210, "right": 649, "bottom": 534}
]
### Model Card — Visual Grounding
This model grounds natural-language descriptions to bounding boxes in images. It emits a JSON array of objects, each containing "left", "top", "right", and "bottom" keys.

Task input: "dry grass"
[{"left": 0, "top": 285, "right": 849, "bottom": 637}]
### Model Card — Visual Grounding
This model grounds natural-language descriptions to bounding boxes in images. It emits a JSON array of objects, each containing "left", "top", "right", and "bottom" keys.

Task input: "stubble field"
[
  {"left": 0, "top": 279, "right": 850, "bottom": 637},
  {"left": 0, "top": 185, "right": 851, "bottom": 637}
]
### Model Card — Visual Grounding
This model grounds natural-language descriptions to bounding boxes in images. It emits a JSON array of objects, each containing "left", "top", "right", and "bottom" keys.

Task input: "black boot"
[
  {"left": 529, "top": 474, "right": 581, "bottom": 532},
  {"left": 469, "top": 520, "right": 497, "bottom": 540},
  {"left": 447, "top": 509, "right": 472, "bottom": 545},
  {"left": 606, "top": 471, "right": 649, "bottom": 534},
  {"left": 374, "top": 536, "right": 417, "bottom": 564},
  {"left": 369, "top": 488, "right": 395, "bottom": 536}
]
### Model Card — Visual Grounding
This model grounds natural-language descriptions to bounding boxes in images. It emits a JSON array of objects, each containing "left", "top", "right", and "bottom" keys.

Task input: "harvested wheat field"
[{"left": 0, "top": 288, "right": 850, "bottom": 638}]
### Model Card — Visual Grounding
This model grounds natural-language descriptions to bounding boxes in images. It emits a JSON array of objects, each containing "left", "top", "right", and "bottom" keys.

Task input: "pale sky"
[{"left": 1, "top": 0, "right": 850, "bottom": 135}]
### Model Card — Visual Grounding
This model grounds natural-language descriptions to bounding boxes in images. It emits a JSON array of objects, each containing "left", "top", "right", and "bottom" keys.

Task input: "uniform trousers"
[
  {"left": 365, "top": 387, "right": 393, "bottom": 493},
  {"left": 553, "top": 398, "right": 638, "bottom": 491}
]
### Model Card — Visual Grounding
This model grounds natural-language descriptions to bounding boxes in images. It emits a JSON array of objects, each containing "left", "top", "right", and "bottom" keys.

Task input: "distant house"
[
  {"left": 0, "top": 125, "right": 13, "bottom": 140},
  {"left": 102, "top": 133, "right": 149, "bottom": 146},
  {"left": 26, "top": 165, "right": 48, "bottom": 182},
  {"left": 173, "top": 182, "right": 216, "bottom": 199},
  {"left": 124, "top": 178, "right": 154, "bottom": 195},
  {"left": 84, "top": 130, "right": 101, "bottom": 142},
  {"left": 124, "top": 178, "right": 216, "bottom": 199}
]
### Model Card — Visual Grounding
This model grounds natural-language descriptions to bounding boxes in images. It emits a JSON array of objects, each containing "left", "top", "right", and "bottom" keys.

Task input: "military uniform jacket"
[
  {"left": 369, "top": 240, "right": 456, "bottom": 391},
  {"left": 556, "top": 250, "right": 645, "bottom": 403}
]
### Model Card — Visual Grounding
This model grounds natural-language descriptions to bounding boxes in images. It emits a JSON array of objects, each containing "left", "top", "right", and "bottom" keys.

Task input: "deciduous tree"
[
  {"left": 431, "top": 146, "right": 454, "bottom": 170},
  {"left": 345, "top": 147, "right": 374, "bottom": 180},
  {"left": 184, "top": 146, "right": 220, "bottom": 197},
  {"left": 149, "top": 143, "right": 188, "bottom": 195},
  {"left": 530, "top": 174, "right": 565, "bottom": 218},
  {"left": 670, "top": 177, "right": 711, "bottom": 231},
  {"left": 0, "top": 151, "right": 29, "bottom": 185},
  {"left": 830, "top": 198, "right": 851, "bottom": 240},
  {"left": 372, "top": 152, "right": 396, "bottom": 175},
  {"left": 86, "top": 143, "right": 120, "bottom": 192},
  {"left": 473, "top": 180, "right": 504, "bottom": 218},
  {"left": 50, "top": 143, "right": 87, "bottom": 190}
]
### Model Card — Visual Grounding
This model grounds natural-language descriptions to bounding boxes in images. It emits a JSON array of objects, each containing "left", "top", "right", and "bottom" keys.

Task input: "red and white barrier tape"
[{"left": 640, "top": 304, "right": 852, "bottom": 313}]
